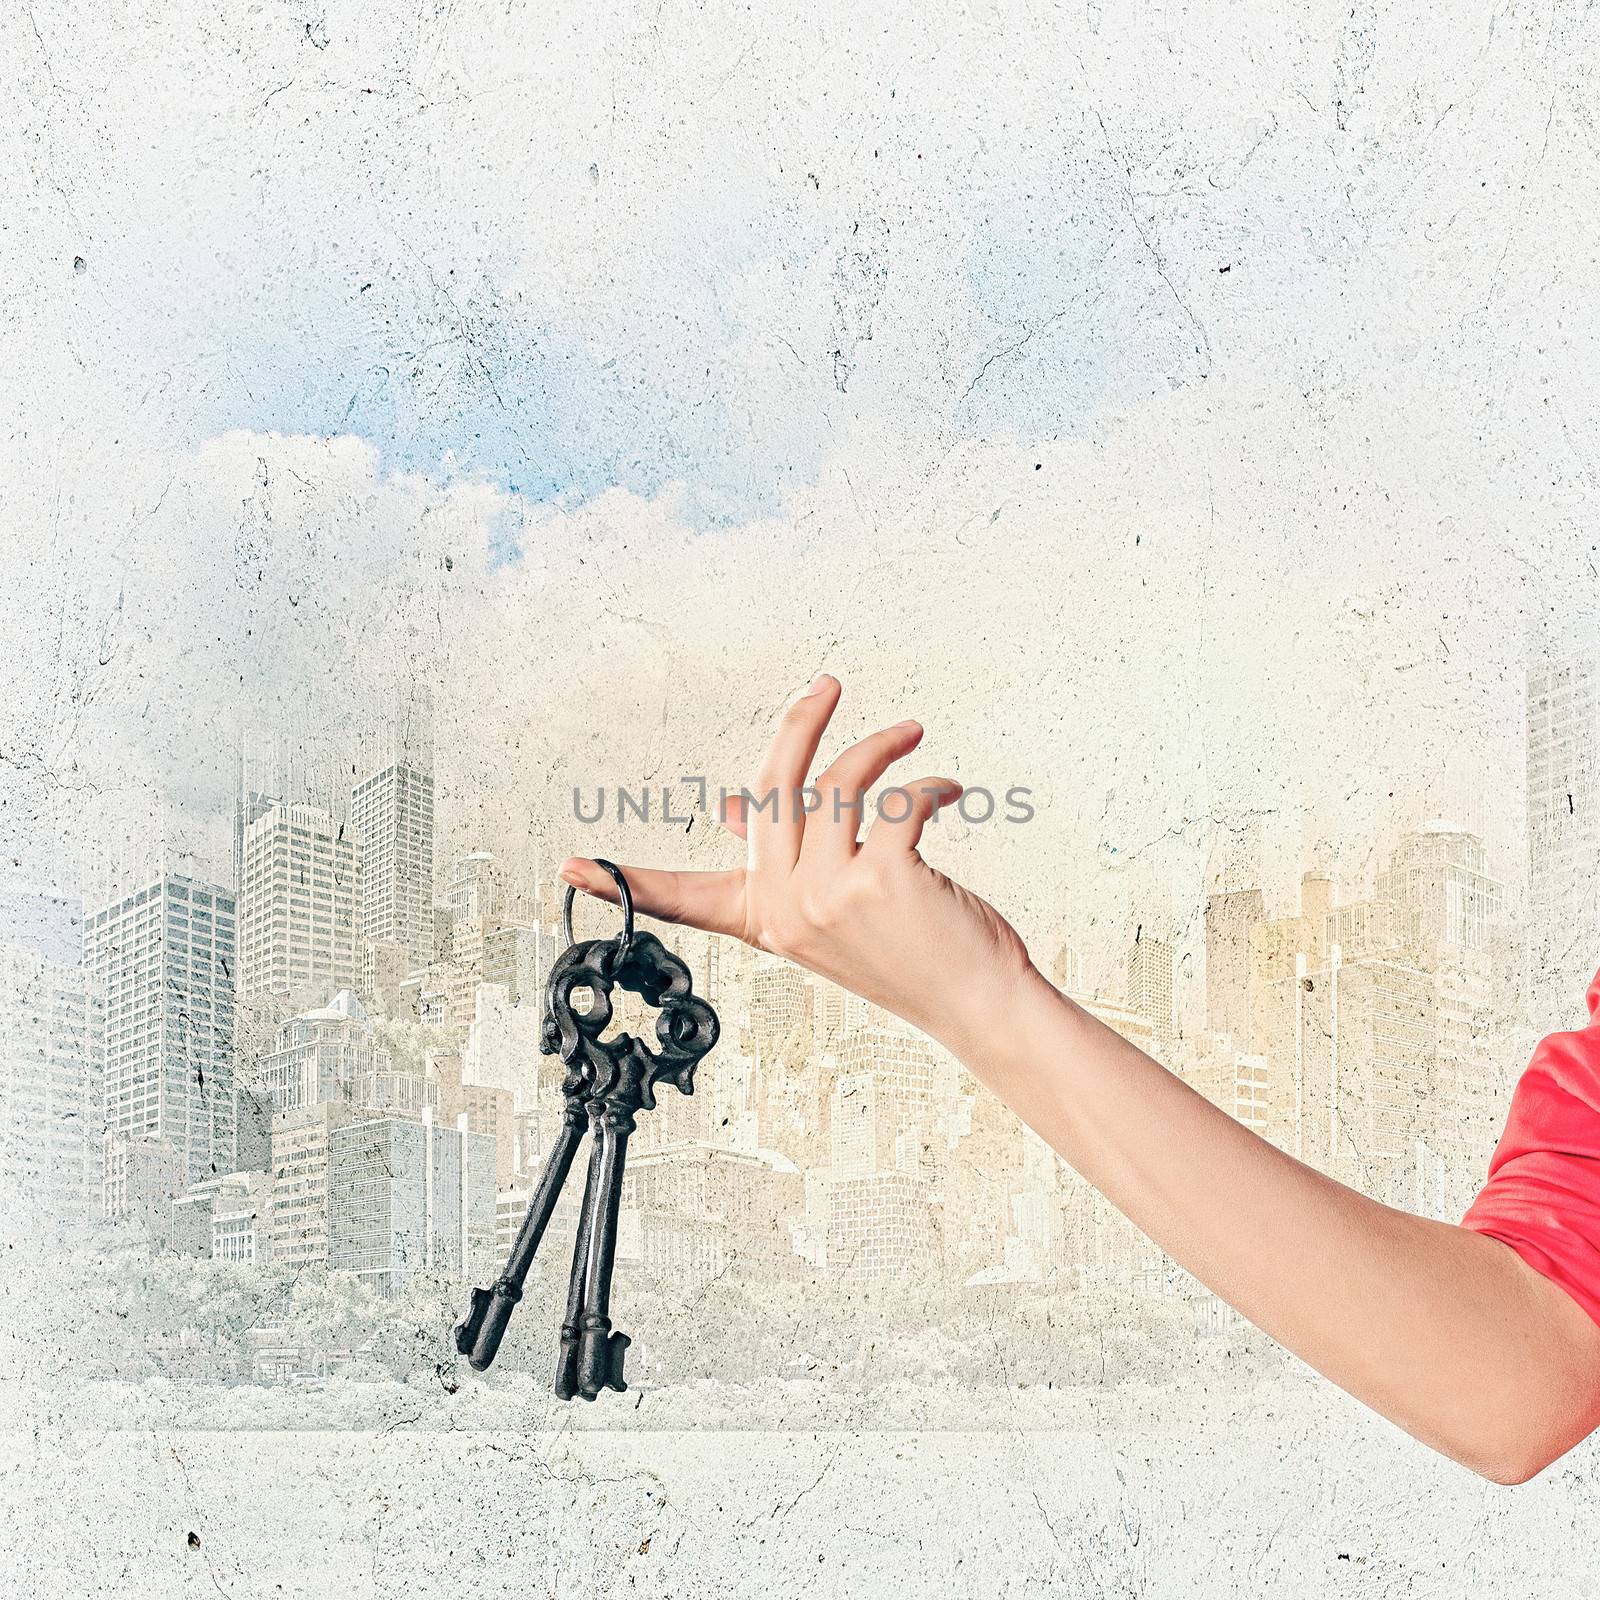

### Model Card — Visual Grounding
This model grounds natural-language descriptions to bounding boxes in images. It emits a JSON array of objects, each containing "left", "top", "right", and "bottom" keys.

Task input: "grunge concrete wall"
[{"left": 5, "top": 1, "right": 1599, "bottom": 1595}]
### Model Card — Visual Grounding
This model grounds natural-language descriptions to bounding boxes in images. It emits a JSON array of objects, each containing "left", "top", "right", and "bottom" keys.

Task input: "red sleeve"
[{"left": 1462, "top": 966, "right": 1600, "bottom": 1328}]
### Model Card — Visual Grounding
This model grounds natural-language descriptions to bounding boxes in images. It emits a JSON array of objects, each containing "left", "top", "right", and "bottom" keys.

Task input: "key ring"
[
  {"left": 458, "top": 851, "right": 719, "bottom": 1394},
  {"left": 561, "top": 858, "right": 635, "bottom": 969}
]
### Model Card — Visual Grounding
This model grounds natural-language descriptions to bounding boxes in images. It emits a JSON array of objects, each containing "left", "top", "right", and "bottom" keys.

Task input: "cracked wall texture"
[{"left": 5, "top": 0, "right": 1600, "bottom": 1595}]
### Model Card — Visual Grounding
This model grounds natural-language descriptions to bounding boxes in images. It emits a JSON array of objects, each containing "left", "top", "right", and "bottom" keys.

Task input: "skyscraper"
[
  {"left": 1205, "top": 889, "right": 1263, "bottom": 1043},
  {"left": 326, "top": 1113, "right": 495, "bottom": 1293},
  {"left": 237, "top": 803, "right": 360, "bottom": 1003},
  {"left": 821, "top": 1021, "right": 948, "bottom": 1280},
  {"left": 1126, "top": 930, "right": 1175, "bottom": 1059},
  {"left": 1295, "top": 947, "right": 1437, "bottom": 1200},
  {"left": 270, "top": 1101, "right": 359, "bottom": 1270},
  {"left": 231, "top": 731, "right": 289, "bottom": 894},
  {"left": 1378, "top": 823, "right": 1510, "bottom": 1210},
  {"left": 425, "top": 850, "right": 505, "bottom": 1025},
  {"left": 84, "top": 874, "right": 236, "bottom": 1185},
  {"left": 825, "top": 1172, "right": 939, "bottom": 1278},
  {"left": 350, "top": 759, "right": 435, "bottom": 993},
  {"left": 808, "top": 974, "right": 870, "bottom": 1053},
  {"left": 447, "top": 850, "right": 499, "bottom": 927},
  {"left": 748, "top": 954, "right": 811, "bottom": 1055},
  {"left": 1379, "top": 825, "right": 1505, "bottom": 970},
  {"left": 0, "top": 941, "right": 103, "bottom": 1234},
  {"left": 829, "top": 1024, "right": 940, "bottom": 1178},
  {"left": 1254, "top": 829, "right": 1506, "bottom": 1211},
  {"left": 1527, "top": 652, "right": 1600, "bottom": 1029}
]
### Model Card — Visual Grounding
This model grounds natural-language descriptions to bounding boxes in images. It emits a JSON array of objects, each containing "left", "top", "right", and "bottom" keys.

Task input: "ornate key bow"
[{"left": 454, "top": 860, "right": 719, "bottom": 1399}]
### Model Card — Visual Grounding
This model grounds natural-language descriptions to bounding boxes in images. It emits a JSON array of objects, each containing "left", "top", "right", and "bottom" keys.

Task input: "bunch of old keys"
[{"left": 454, "top": 860, "right": 719, "bottom": 1400}]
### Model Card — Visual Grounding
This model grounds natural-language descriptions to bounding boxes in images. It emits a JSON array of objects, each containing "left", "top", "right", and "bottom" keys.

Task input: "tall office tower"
[
  {"left": 84, "top": 874, "right": 236, "bottom": 1186},
  {"left": 808, "top": 975, "right": 869, "bottom": 1053},
  {"left": 1205, "top": 889, "right": 1264, "bottom": 1042},
  {"left": 429, "top": 1049, "right": 518, "bottom": 1186},
  {"left": 620, "top": 1145, "right": 803, "bottom": 1290},
  {"left": 1244, "top": 872, "right": 1342, "bottom": 1129},
  {"left": 232, "top": 734, "right": 287, "bottom": 893},
  {"left": 230, "top": 726, "right": 349, "bottom": 892},
  {"left": 747, "top": 954, "right": 811, "bottom": 1056},
  {"left": 326, "top": 1113, "right": 495, "bottom": 1293},
  {"left": 1049, "top": 942, "right": 1083, "bottom": 994},
  {"left": 350, "top": 759, "right": 435, "bottom": 996},
  {"left": 1126, "top": 930, "right": 1175, "bottom": 1059},
  {"left": 0, "top": 942, "right": 103, "bottom": 1234},
  {"left": 1527, "top": 653, "right": 1600, "bottom": 1030},
  {"left": 1378, "top": 823, "right": 1510, "bottom": 1209},
  {"left": 270, "top": 1102, "right": 359, "bottom": 1269},
  {"left": 829, "top": 1024, "right": 941, "bottom": 1178},
  {"left": 825, "top": 1171, "right": 939, "bottom": 1278},
  {"left": 237, "top": 803, "right": 360, "bottom": 1004},
  {"left": 1379, "top": 825, "right": 1505, "bottom": 968},
  {"left": 1294, "top": 947, "right": 1437, "bottom": 1200},
  {"left": 430, "top": 851, "right": 504, "bottom": 1024},
  {"left": 1252, "top": 872, "right": 1335, "bottom": 988},
  {"left": 481, "top": 923, "right": 545, "bottom": 1008}
]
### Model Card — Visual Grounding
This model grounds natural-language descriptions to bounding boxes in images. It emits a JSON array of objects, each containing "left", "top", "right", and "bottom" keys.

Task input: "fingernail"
[
  {"left": 894, "top": 719, "right": 921, "bottom": 733},
  {"left": 803, "top": 673, "right": 833, "bottom": 696},
  {"left": 557, "top": 861, "right": 585, "bottom": 885}
]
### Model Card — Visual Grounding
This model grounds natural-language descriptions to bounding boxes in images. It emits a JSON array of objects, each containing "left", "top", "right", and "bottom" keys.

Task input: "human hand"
[{"left": 558, "top": 673, "right": 1035, "bottom": 1052}]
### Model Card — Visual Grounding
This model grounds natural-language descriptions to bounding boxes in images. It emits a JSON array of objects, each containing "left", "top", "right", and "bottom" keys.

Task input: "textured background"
[{"left": 6, "top": 1, "right": 1600, "bottom": 1593}]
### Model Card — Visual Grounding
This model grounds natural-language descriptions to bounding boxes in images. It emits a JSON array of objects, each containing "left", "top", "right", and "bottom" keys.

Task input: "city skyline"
[
  {"left": 11, "top": 2, "right": 1600, "bottom": 1585},
  {"left": 2, "top": 649, "right": 1594, "bottom": 1312}
]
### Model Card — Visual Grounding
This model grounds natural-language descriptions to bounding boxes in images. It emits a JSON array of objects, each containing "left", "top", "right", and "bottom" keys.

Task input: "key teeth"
[
  {"left": 605, "top": 1330, "right": 631, "bottom": 1394},
  {"left": 554, "top": 1325, "right": 580, "bottom": 1401},
  {"left": 567, "top": 1322, "right": 631, "bottom": 1401},
  {"left": 583, "top": 1328, "right": 629, "bottom": 1397},
  {"left": 453, "top": 1286, "right": 491, "bottom": 1357}
]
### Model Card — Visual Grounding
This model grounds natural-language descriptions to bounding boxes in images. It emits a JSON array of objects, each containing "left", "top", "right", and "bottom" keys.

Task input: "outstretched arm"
[{"left": 560, "top": 674, "right": 1600, "bottom": 1482}]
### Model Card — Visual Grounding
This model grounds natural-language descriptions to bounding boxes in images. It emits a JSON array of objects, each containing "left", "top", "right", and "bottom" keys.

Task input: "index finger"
[{"left": 557, "top": 858, "right": 745, "bottom": 939}]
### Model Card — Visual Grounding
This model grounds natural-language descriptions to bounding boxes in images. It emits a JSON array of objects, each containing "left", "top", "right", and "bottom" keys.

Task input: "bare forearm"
[
  {"left": 563, "top": 676, "right": 1600, "bottom": 1481},
  {"left": 948, "top": 965, "right": 1600, "bottom": 1482}
]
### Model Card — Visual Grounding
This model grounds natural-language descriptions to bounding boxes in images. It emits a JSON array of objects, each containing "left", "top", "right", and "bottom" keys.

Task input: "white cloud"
[{"left": 7, "top": 0, "right": 1600, "bottom": 964}]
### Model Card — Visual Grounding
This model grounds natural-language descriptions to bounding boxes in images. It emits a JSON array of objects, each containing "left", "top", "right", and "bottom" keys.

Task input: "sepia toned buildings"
[
  {"left": 1205, "top": 828, "right": 1511, "bottom": 1217},
  {"left": 1126, "top": 931, "right": 1175, "bottom": 1060},
  {"left": 8, "top": 650, "right": 1591, "bottom": 1314},
  {"left": 1527, "top": 653, "right": 1600, "bottom": 1032}
]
